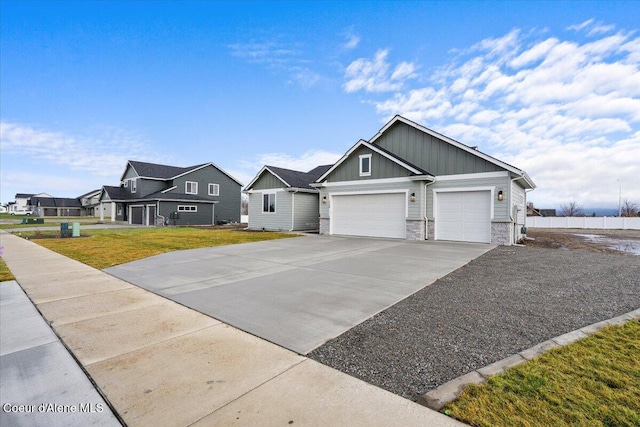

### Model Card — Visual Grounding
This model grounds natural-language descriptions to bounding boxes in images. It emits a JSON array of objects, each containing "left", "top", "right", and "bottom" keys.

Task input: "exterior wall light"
[
  {"left": 497, "top": 190, "right": 504, "bottom": 201},
  {"left": 410, "top": 193, "right": 416, "bottom": 202},
  {"left": 322, "top": 196, "right": 328, "bottom": 204}
]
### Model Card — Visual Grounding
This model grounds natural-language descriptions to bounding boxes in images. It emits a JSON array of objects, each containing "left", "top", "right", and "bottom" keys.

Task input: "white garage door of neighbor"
[
  {"left": 436, "top": 191, "right": 491, "bottom": 243},
  {"left": 332, "top": 193, "right": 406, "bottom": 239}
]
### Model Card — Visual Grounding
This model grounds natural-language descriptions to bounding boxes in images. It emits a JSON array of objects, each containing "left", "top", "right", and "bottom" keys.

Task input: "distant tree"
[
  {"left": 241, "top": 193, "right": 249, "bottom": 215},
  {"left": 621, "top": 199, "right": 638, "bottom": 217},
  {"left": 560, "top": 201, "right": 583, "bottom": 217}
]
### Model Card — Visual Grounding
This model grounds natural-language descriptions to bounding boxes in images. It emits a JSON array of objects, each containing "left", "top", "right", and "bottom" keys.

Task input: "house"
[
  {"left": 313, "top": 116, "right": 535, "bottom": 245},
  {"left": 30, "top": 196, "right": 83, "bottom": 216},
  {"left": 99, "top": 160, "right": 242, "bottom": 226},
  {"left": 78, "top": 189, "right": 110, "bottom": 217},
  {"left": 244, "top": 165, "right": 332, "bottom": 231},
  {"left": 9, "top": 193, "right": 35, "bottom": 214}
]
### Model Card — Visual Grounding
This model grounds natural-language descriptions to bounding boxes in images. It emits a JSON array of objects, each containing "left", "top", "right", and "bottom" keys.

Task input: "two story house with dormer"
[{"left": 99, "top": 160, "right": 242, "bottom": 226}]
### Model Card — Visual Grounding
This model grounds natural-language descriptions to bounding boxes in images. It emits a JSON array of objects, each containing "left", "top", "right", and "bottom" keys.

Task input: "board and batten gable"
[
  {"left": 121, "top": 165, "right": 166, "bottom": 197},
  {"left": 373, "top": 121, "right": 503, "bottom": 176},
  {"left": 322, "top": 145, "right": 414, "bottom": 182},
  {"left": 167, "top": 164, "right": 241, "bottom": 223},
  {"left": 251, "top": 171, "right": 287, "bottom": 190}
]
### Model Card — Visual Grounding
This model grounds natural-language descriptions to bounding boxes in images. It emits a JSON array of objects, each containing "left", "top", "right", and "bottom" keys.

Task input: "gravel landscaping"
[{"left": 308, "top": 242, "right": 640, "bottom": 401}]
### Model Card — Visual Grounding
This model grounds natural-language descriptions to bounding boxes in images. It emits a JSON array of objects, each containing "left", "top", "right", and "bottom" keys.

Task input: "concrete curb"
[{"left": 417, "top": 308, "right": 640, "bottom": 410}]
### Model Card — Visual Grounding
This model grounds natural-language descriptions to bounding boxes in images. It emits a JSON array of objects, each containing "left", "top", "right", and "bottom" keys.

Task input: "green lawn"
[
  {"left": 21, "top": 227, "right": 295, "bottom": 269},
  {"left": 444, "top": 319, "right": 640, "bottom": 427},
  {"left": 0, "top": 257, "right": 15, "bottom": 281}
]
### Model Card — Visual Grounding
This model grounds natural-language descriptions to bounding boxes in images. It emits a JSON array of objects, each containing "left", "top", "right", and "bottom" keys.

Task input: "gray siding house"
[
  {"left": 314, "top": 116, "right": 535, "bottom": 245},
  {"left": 244, "top": 165, "right": 331, "bottom": 231},
  {"left": 99, "top": 160, "right": 242, "bottom": 226}
]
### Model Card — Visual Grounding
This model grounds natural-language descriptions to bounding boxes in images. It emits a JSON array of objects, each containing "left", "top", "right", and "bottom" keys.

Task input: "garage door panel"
[
  {"left": 332, "top": 193, "right": 406, "bottom": 239},
  {"left": 436, "top": 191, "right": 491, "bottom": 243}
]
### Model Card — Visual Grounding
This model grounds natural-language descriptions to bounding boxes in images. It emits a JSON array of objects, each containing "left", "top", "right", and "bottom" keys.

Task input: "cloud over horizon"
[{"left": 344, "top": 21, "right": 640, "bottom": 208}]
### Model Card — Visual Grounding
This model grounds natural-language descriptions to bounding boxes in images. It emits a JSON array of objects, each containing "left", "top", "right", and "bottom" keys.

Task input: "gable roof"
[
  {"left": 78, "top": 189, "right": 101, "bottom": 199},
  {"left": 100, "top": 185, "right": 216, "bottom": 203},
  {"left": 315, "top": 139, "right": 434, "bottom": 183},
  {"left": 15, "top": 193, "right": 35, "bottom": 199},
  {"left": 371, "top": 116, "right": 535, "bottom": 188},
  {"left": 245, "top": 165, "right": 333, "bottom": 192},
  {"left": 121, "top": 160, "right": 243, "bottom": 186},
  {"left": 30, "top": 196, "right": 82, "bottom": 208}
]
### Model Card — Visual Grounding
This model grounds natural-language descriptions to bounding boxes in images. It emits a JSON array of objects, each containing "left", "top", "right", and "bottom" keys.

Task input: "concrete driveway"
[{"left": 106, "top": 235, "right": 493, "bottom": 354}]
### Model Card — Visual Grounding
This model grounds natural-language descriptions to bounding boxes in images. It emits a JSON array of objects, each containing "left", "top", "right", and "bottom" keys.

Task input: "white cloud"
[
  {"left": 235, "top": 150, "right": 343, "bottom": 188},
  {"left": 344, "top": 49, "right": 417, "bottom": 93},
  {"left": 341, "top": 31, "right": 361, "bottom": 50},
  {"left": 229, "top": 39, "right": 321, "bottom": 88},
  {"left": 346, "top": 25, "right": 640, "bottom": 208},
  {"left": 0, "top": 121, "right": 161, "bottom": 176},
  {"left": 0, "top": 122, "right": 170, "bottom": 203}
]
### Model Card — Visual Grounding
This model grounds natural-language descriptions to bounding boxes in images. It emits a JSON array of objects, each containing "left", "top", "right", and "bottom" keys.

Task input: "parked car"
[{"left": 10, "top": 209, "right": 34, "bottom": 215}]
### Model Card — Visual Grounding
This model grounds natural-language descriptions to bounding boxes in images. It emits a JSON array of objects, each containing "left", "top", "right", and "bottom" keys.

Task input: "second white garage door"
[
  {"left": 332, "top": 193, "right": 406, "bottom": 239},
  {"left": 436, "top": 191, "right": 491, "bottom": 243}
]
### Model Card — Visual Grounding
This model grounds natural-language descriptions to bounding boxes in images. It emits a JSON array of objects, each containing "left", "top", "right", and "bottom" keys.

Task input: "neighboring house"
[
  {"left": 78, "top": 189, "right": 110, "bottom": 217},
  {"left": 313, "top": 115, "right": 535, "bottom": 245},
  {"left": 30, "top": 196, "right": 83, "bottom": 217},
  {"left": 99, "top": 160, "right": 242, "bottom": 226},
  {"left": 10, "top": 193, "right": 35, "bottom": 213},
  {"left": 244, "top": 165, "right": 332, "bottom": 231}
]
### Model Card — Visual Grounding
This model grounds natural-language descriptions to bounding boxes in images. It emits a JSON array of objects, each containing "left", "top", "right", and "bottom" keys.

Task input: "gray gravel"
[{"left": 308, "top": 246, "right": 640, "bottom": 401}]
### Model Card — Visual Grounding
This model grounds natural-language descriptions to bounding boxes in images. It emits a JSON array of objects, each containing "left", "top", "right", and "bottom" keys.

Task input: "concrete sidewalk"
[{"left": 0, "top": 232, "right": 465, "bottom": 426}]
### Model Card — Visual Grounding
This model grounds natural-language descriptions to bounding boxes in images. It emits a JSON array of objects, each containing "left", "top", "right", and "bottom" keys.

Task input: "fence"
[{"left": 526, "top": 216, "right": 640, "bottom": 230}]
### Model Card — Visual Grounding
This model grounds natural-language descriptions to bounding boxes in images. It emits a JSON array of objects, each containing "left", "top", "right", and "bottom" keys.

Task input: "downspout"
[
  {"left": 290, "top": 190, "right": 298, "bottom": 232},
  {"left": 423, "top": 179, "right": 436, "bottom": 240}
]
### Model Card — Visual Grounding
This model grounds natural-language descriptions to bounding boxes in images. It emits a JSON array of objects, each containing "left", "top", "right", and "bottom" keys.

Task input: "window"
[
  {"left": 131, "top": 179, "right": 137, "bottom": 193},
  {"left": 185, "top": 181, "right": 198, "bottom": 194},
  {"left": 359, "top": 154, "right": 372, "bottom": 177},
  {"left": 208, "top": 183, "right": 219, "bottom": 196},
  {"left": 262, "top": 193, "right": 276, "bottom": 213},
  {"left": 178, "top": 205, "right": 197, "bottom": 212}
]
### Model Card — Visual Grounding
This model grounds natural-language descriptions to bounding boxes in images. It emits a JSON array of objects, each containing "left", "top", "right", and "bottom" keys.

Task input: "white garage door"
[
  {"left": 332, "top": 193, "right": 406, "bottom": 239},
  {"left": 436, "top": 191, "right": 491, "bottom": 243}
]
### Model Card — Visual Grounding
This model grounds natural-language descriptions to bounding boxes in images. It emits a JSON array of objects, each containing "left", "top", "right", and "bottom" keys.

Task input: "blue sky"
[{"left": 1, "top": 0, "right": 639, "bottom": 210}]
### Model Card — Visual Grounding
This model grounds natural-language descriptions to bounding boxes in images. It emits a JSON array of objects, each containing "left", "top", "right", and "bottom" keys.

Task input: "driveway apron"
[{"left": 106, "top": 235, "right": 493, "bottom": 354}]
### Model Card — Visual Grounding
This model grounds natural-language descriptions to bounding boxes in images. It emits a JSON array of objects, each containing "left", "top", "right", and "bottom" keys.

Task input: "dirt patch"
[{"left": 526, "top": 228, "right": 640, "bottom": 255}]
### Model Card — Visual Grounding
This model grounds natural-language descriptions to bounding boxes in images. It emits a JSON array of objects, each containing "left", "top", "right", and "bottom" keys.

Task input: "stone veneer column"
[
  {"left": 427, "top": 220, "right": 435, "bottom": 240},
  {"left": 491, "top": 222, "right": 513, "bottom": 245},
  {"left": 319, "top": 218, "right": 330, "bottom": 235},
  {"left": 405, "top": 220, "right": 426, "bottom": 240}
]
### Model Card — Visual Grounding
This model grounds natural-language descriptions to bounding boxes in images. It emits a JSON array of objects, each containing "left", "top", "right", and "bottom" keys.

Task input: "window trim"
[
  {"left": 131, "top": 179, "right": 137, "bottom": 193},
  {"left": 208, "top": 183, "right": 219, "bottom": 196},
  {"left": 359, "top": 154, "right": 372, "bottom": 177},
  {"left": 177, "top": 205, "right": 197, "bottom": 212},
  {"left": 185, "top": 181, "right": 198, "bottom": 195},
  {"left": 262, "top": 192, "right": 276, "bottom": 213}
]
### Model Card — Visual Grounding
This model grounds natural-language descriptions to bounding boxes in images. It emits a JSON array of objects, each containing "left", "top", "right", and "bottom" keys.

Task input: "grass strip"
[
  {"left": 444, "top": 319, "right": 640, "bottom": 427},
  {"left": 0, "top": 257, "right": 15, "bottom": 281},
  {"left": 23, "top": 228, "right": 296, "bottom": 269}
]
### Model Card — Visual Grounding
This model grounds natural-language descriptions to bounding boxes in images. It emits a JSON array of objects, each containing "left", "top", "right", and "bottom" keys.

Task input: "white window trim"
[
  {"left": 359, "top": 154, "right": 372, "bottom": 177},
  {"left": 262, "top": 192, "right": 277, "bottom": 214},
  {"left": 178, "top": 205, "right": 198, "bottom": 212},
  {"left": 131, "top": 179, "right": 137, "bottom": 193},
  {"left": 208, "top": 183, "right": 219, "bottom": 196},
  {"left": 185, "top": 181, "right": 198, "bottom": 195}
]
